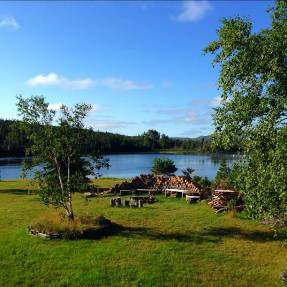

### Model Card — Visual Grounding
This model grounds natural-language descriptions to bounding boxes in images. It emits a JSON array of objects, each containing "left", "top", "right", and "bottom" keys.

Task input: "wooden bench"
[{"left": 165, "top": 188, "right": 191, "bottom": 198}]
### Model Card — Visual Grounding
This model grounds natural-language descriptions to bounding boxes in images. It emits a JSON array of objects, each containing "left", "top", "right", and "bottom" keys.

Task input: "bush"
[
  {"left": 151, "top": 158, "right": 177, "bottom": 175},
  {"left": 182, "top": 167, "right": 194, "bottom": 180},
  {"left": 192, "top": 175, "right": 212, "bottom": 189}
]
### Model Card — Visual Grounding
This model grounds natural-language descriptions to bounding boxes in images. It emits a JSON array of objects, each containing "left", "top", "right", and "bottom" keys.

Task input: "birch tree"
[{"left": 17, "top": 96, "right": 108, "bottom": 220}]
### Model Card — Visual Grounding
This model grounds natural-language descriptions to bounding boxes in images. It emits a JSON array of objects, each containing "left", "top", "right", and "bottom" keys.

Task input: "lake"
[{"left": 0, "top": 153, "right": 236, "bottom": 181}]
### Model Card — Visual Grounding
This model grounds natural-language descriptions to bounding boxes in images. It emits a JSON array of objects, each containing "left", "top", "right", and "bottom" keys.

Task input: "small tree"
[
  {"left": 151, "top": 158, "right": 177, "bottom": 175},
  {"left": 213, "top": 159, "right": 232, "bottom": 189},
  {"left": 17, "top": 96, "right": 109, "bottom": 220},
  {"left": 215, "top": 160, "right": 231, "bottom": 183},
  {"left": 182, "top": 167, "right": 195, "bottom": 180}
]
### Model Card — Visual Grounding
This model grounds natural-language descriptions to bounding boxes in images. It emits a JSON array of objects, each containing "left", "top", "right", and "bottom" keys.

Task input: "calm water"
[{"left": 0, "top": 154, "right": 236, "bottom": 180}]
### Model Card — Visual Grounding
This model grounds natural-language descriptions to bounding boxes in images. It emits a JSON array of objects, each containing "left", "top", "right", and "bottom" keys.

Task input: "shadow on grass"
[
  {"left": 0, "top": 189, "right": 35, "bottom": 195},
  {"left": 81, "top": 223, "right": 219, "bottom": 244},
  {"left": 82, "top": 224, "right": 278, "bottom": 244},
  {"left": 202, "top": 227, "right": 276, "bottom": 242}
]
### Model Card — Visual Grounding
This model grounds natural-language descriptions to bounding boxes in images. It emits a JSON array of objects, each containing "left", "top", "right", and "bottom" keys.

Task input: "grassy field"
[{"left": 0, "top": 179, "right": 286, "bottom": 287}]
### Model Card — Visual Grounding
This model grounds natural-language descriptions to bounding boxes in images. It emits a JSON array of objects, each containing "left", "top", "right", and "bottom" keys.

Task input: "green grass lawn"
[{"left": 0, "top": 179, "right": 286, "bottom": 287}]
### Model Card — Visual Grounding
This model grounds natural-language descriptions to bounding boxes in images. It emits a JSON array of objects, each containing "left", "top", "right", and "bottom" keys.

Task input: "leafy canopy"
[
  {"left": 204, "top": 2, "right": 287, "bottom": 219},
  {"left": 17, "top": 96, "right": 109, "bottom": 219},
  {"left": 151, "top": 158, "right": 177, "bottom": 175}
]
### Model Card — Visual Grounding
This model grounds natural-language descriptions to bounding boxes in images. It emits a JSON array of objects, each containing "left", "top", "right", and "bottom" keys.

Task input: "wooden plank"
[
  {"left": 165, "top": 188, "right": 191, "bottom": 192},
  {"left": 214, "top": 189, "right": 236, "bottom": 193}
]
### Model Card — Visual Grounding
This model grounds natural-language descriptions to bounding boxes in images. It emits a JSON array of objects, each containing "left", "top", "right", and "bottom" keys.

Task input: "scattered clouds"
[
  {"left": 101, "top": 77, "right": 153, "bottom": 91},
  {"left": 27, "top": 73, "right": 96, "bottom": 90},
  {"left": 86, "top": 107, "right": 136, "bottom": 132},
  {"left": 88, "top": 114, "right": 136, "bottom": 131},
  {"left": 27, "top": 73, "right": 153, "bottom": 91},
  {"left": 174, "top": 1, "right": 212, "bottom": 23},
  {"left": 0, "top": 16, "right": 20, "bottom": 30},
  {"left": 142, "top": 106, "right": 212, "bottom": 131},
  {"left": 48, "top": 102, "right": 63, "bottom": 111},
  {"left": 208, "top": 96, "right": 222, "bottom": 108}
]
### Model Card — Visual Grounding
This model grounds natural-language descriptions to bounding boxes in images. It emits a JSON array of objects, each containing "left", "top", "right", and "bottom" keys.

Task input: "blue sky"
[{"left": 0, "top": 0, "right": 273, "bottom": 137}]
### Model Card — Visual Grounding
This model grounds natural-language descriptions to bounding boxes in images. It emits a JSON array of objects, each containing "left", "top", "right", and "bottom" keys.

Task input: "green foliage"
[
  {"left": 151, "top": 158, "right": 177, "bottom": 175},
  {"left": 182, "top": 167, "right": 195, "bottom": 180},
  {"left": 226, "top": 198, "right": 237, "bottom": 211},
  {"left": 215, "top": 160, "right": 231, "bottom": 183},
  {"left": 204, "top": 2, "right": 287, "bottom": 220},
  {"left": 16, "top": 96, "right": 109, "bottom": 219},
  {"left": 0, "top": 119, "right": 223, "bottom": 156},
  {"left": 143, "top": 129, "right": 161, "bottom": 150},
  {"left": 192, "top": 175, "right": 212, "bottom": 189}
]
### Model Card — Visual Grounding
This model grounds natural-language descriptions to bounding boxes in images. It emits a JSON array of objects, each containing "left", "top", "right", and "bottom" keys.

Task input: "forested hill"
[{"left": 0, "top": 119, "right": 216, "bottom": 157}]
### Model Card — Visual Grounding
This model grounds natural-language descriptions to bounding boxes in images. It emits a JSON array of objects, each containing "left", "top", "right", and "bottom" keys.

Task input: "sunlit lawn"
[{"left": 0, "top": 179, "right": 286, "bottom": 286}]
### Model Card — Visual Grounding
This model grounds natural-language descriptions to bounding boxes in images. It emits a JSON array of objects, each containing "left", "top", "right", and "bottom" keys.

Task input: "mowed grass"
[{"left": 0, "top": 179, "right": 286, "bottom": 287}]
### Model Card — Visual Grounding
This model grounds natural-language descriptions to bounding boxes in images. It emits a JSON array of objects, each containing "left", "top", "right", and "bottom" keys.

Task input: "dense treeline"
[{"left": 0, "top": 119, "right": 215, "bottom": 157}]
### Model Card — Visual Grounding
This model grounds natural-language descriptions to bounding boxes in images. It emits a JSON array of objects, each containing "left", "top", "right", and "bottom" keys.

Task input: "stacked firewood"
[
  {"left": 163, "top": 176, "right": 202, "bottom": 193},
  {"left": 110, "top": 174, "right": 208, "bottom": 198},
  {"left": 208, "top": 190, "right": 241, "bottom": 210}
]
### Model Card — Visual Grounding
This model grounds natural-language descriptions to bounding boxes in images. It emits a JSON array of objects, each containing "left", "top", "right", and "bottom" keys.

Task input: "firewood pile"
[
  {"left": 208, "top": 189, "right": 244, "bottom": 211},
  {"left": 110, "top": 175, "right": 152, "bottom": 193},
  {"left": 110, "top": 174, "right": 208, "bottom": 198}
]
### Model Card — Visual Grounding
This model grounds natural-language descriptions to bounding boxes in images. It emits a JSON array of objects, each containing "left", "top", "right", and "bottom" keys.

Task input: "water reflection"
[{"left": 0, "top": 153, "right": 236, "bottom": 180}]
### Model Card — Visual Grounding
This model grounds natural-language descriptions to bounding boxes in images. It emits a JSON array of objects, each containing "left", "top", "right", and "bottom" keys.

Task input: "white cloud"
[
  {"left": 0, "top": 16, "right": 20, "bottom": 30},
  {"left": 101, "top": 78, "right": 153, "bottom": 91},
  {"left": 143, "top": 106, "right": 212, "bottom": 127},
  {"left": 27, "top": 73, "right": 96, "bottom": 90},
  {"left": 48, "top": 103, "right": 63, "bottom": 111},
  {"left": 174, "top": 1, "right": 212, "bottom": 22},
  {"left": 208, "top": 96, "right": 222, "bottom": 108},
  {"left": 27, "top": 73, "right": 153, "bottom": 91}
]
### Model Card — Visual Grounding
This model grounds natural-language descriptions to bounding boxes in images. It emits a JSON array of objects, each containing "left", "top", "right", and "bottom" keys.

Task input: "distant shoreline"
[{"left": 0, "top": 150, "right": 237, "bottom": 159}]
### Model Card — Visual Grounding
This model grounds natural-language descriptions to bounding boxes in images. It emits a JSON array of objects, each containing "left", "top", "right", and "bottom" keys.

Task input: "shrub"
[
  {"left": 192, "top": 175, "right": 212, "bottom": 189},
  {"left": 182, "top": 167, "right": 194, "bottom": 180},
  {"left": 151, "top": 158, "right": 177, "bottom": 175}
]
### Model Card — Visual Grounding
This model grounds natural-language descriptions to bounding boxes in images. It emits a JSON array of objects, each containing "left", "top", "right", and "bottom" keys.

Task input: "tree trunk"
[
  {"left": 66, "top": 191, "right": 74, "bottom": 220},
  {"left": 66, "top": 156, "right": 74, "bottom": 220}
]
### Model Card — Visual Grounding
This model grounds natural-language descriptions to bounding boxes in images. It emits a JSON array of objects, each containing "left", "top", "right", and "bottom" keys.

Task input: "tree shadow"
[
  {"left": 201, "top": 226, "right": 277, "bottom": 242},
  {"left": 117, "top": 225, "right": 220, "bottom": 244},
  {"left": 81, "top": 223, "right": 220, "bottom": 244},
  {"left": 0, "top": 189, "right": 35, "bottom": 195},
  {"left": 82, "top": 224, "right": 278, "bottom": 243}
]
